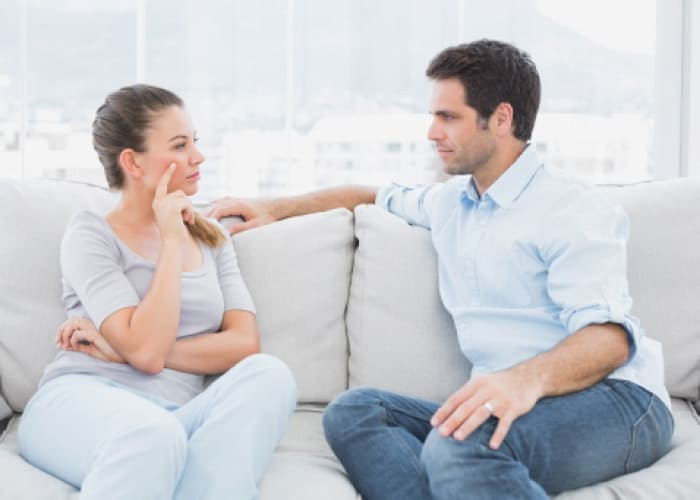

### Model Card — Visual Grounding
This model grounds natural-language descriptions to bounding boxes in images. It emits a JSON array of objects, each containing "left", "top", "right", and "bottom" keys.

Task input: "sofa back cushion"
[
  {"left": 0, "top": 179, "right": 117, "bottom": 412},
  {"left": 347, "top": 179, "right": 700, "bottom": 405},
  {"left": 346, "top": 205, "right": 472, "bottom": 403},
  {"left": 0, "top": 178, "right": 354, "bottom": 412},
  {"left": 600, "top": 179, "right": 700, "bottom": 402},
  {"left": 227, "top": 209, "right": 354, "bottom": 403}
]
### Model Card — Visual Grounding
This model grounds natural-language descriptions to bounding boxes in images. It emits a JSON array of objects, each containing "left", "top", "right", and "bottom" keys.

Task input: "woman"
[{"left": 18, "top": 84, "right": 296, "bottom": 500}]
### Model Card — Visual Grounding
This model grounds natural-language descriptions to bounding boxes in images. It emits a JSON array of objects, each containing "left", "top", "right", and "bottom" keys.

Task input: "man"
[{"left": 209, "top": 40, "right": 672, "bottom": 499}]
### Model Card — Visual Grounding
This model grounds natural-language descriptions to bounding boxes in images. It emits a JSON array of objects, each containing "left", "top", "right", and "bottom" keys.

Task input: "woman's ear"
[{"left": 119, "top": 149, "right": 143, "bottom": 180}]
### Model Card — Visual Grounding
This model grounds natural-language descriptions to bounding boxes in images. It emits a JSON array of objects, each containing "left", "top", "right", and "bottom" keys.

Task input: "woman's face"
[{"left": 134, "top": 105, "right": 204, "bottom": 196}]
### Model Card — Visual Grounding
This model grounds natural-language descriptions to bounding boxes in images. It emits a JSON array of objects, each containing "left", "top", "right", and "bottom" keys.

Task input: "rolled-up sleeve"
[
  {"left": 375, "top": 182, "right": 444, "bottom": 229},
  {"left": 541, "top": 191, "right": 641, "bottom": 360}
]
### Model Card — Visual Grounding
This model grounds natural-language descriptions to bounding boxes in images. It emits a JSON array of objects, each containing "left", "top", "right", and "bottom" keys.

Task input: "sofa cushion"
[
  {"left": 259, "top": 405, "right": 358, "bottom": 499},
  {"left": 0, "top": 179, "right": 117, "bottom": 412},
  {"left": 554, "top": 398, "right": 700, "bottom": 499},
  {"left": 349, "top": 178, "right": 700, "bottom": 404},
  {"left": 229, "top": 209, "right": 354, "bottom": 403},
  {"left": 0, "top": 178, "right": 353, "bottom": 410},
  {"left": 3, "top": 399, "right": 698, "bottom": 499},
  {"left": 0, "top": 397, "right": 10, "bottom": 423},
  {"left": 0, "top": 406, "right": 358, "bottom": 500},
  {"left": 346, "top": 204, "right": 471, "bottom": 403},
  {"left": 600, "top": 179, "right": 700, "bottom": 402},
  {"left": 0, "top": 415, "right": 80, "bottom": 500}
]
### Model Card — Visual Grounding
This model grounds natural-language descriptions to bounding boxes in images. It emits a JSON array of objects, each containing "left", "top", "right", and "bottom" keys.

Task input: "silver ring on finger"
[{"left": 483, "top": 401, "right": 495, "bottom": 414}]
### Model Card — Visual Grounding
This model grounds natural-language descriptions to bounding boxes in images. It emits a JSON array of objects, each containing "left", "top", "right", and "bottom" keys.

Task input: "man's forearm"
[
  {"left": 267, "top": 185, "right": 378, "bottom": 220},
  {"left": 511, "top": 322, "right": 630, "bottom": 399}
]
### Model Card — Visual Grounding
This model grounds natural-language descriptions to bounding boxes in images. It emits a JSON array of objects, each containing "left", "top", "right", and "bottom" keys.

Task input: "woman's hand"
[
  {"left": 152, "top": 163, "right": 196, "bottom": 241},
  {"left": 56, "top": 317, "right": 126, "bottom": 364}
]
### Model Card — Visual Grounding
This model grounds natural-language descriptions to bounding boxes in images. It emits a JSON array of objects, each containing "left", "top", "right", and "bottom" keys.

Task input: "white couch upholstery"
[{"left": 0, "top": 177, "right": 699, "bottom": 499}]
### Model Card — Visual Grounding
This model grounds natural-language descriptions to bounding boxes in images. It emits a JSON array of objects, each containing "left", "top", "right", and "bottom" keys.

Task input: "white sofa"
[{"left": 0, "top": 177, "right": 699, "bottom": 499}]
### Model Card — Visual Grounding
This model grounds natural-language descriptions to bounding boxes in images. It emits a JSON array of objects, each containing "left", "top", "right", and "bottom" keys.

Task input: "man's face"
[{"left": 427, "top": 78, "right": 497, "bottom": 176}]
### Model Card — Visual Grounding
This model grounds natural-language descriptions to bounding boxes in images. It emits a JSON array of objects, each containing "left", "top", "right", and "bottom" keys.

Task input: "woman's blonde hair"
[{"left": 92, "top": 84, "right": 225, "bottom": 247}]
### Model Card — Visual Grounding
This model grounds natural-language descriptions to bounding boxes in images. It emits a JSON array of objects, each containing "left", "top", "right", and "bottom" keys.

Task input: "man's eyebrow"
[{"left": 432, "top": 110, "right": 456, "bottom": 118}]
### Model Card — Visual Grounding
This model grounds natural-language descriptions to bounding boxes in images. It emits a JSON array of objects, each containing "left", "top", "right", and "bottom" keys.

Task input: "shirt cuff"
[{"left": 566, "top": 305, "right": 640, "bottom": 362}]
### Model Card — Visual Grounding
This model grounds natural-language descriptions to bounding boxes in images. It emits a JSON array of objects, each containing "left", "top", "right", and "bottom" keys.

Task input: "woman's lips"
[{"left": 186, "top": 172, "right": 200, "bottom": 180}]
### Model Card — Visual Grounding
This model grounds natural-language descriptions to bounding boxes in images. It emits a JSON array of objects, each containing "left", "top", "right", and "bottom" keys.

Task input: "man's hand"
[
  {"left": 56, "top": 317, "right": 126, "bottom": 364},
  {"left": 431, "top": 368, "right": 543, "bottom": 450},
  {"left": 207, "top": 197, "right": 276, "bottom": 234}
]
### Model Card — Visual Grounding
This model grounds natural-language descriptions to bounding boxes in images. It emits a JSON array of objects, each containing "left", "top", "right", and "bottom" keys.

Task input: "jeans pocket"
[{"left": 625, "top": 396, "right": 673, "bottom": 474}]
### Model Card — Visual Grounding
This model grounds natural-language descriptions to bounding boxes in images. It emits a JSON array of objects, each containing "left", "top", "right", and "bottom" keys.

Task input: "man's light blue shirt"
[{"left": 376, "top": 145, "right": 670, "bottom": 409}]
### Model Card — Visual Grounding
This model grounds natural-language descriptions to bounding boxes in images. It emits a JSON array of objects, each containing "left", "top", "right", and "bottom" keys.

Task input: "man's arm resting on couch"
[
  {"left": 431, "top": 322, "right": 630, "bottom": 449},
  {"left": 207, "top": 185, "right": 378, "bottom": 234}
]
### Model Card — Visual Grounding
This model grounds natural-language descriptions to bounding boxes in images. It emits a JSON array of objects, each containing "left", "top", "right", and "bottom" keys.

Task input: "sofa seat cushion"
[
  {"left": 554, "top": 398, "right": 700, "bottom": 499},
  {"left": 259, "top": 405, "right": 359, "bottom": 499},
  {"left": 0, "top": 416, "right": 80, "bottom": 500},
  {"left": 2, "top": 399, "right": 698, "bottom": 499},
  {"left": 0, "top": 406, "right": 358, "bottom": 500}
]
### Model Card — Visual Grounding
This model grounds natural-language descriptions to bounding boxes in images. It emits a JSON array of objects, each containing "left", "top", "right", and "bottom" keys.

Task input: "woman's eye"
[{"left": 175, "top": 143, "right": 186, "bottom": 150}]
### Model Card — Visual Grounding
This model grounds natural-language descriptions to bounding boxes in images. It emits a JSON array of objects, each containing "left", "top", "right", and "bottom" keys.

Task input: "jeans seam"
[
  {"left": 378, "top": 401, "right": 429, "bottom": 482},
  {"left": 624, "top": 394, "right": 654, "bottom": 474}
]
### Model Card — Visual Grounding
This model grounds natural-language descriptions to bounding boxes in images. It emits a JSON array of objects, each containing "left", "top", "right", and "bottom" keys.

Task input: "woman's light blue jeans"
[
  {"left": 19, "top": 353, "right": 296, "bottom": 500},
  {"left": 323, "top": 379, "right": 673, "bottom": 500}
]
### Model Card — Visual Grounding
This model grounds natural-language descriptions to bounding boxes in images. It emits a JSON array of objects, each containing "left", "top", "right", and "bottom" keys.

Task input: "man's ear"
[
  {"left": 119, "top": 149, "right": 143, "bottom": 180},
  {"left": 492, "top": 102, "right": 514, "bottom": 137}
]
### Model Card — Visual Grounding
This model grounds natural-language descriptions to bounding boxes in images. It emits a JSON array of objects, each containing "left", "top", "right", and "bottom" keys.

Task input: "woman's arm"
[
  {"left": 163, "top": 310, "right": 260, "bottom": 374},
  {"left": 59, "top": 310, "right": 260, "bottom": 375},
  {"left": 99, "top": 166, "right": 195, "bottom": 374}
]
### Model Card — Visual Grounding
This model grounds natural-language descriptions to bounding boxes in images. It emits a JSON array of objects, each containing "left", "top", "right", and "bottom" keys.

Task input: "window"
[{"left": 0, "top": 0, "right": 688, "bottom": 200}]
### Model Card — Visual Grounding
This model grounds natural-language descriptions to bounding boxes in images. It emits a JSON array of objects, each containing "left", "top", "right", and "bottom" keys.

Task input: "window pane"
[
  {"left": 2, "top": 0, "right": 660, "bottom": 192},
  {"left": 144, "top": 0, "right": 287, "bottom": 200},
  {"left": 291, "top": 0, "right": 455, "bottom": 193},
  {"left": 25, "top": 0, "right": 137, "bottom": 185},
  {"left": 0, "top": 0, "right": 22, "bottom": 179},
  {"left": 459, "top": 0, "right": 655, "bottom": 183}
]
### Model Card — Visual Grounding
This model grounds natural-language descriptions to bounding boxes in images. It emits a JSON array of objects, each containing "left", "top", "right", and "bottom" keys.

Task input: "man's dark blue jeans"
[{"left": 323, "top": 379, "right": 673, "bottom": 500}]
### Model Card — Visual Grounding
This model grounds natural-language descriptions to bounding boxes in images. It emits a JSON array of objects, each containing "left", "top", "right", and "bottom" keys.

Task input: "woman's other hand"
[{"left": 56, "top": 317, "right": 126, "bottom": 363}]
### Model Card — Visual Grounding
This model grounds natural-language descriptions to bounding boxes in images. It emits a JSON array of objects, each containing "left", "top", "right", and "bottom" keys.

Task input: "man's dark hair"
[{"left": 426, "top": 39, "right": 540, "bottom": 141}]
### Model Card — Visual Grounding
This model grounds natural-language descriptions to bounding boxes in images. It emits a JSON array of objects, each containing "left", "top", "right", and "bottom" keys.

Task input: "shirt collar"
[{"left": 480, "top": 144, "right": 542, "bottom": 209}]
